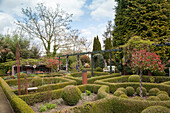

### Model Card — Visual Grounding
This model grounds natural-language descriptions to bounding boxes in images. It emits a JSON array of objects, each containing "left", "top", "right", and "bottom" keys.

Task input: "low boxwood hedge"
[
  {"left": 19, "top": 84, "right": 110, "bottom": 105},
  {"left": 0, "top": 77, "right": 34, "bottom": 113},
  {"left": 13, "top": 77, "right": 76, "bottom": 95},
  {"left": 95, "top": 78, "right": 170, "bottom": 95},
  {"left": 87, "top": 73, "right": 121, "bottom": 84}
]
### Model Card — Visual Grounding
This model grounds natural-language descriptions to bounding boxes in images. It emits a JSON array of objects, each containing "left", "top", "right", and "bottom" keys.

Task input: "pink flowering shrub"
[{"left": 131, "top": 49, "right": 165, "bottom": 73}]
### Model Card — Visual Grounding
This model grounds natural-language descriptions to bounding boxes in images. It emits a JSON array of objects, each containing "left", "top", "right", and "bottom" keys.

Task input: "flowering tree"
[
  {"left": 44, "top": 57, "right": 60, "bottom": 76},
  {"left": 131, "top": 49, "right": 165, "bottom": 97}
]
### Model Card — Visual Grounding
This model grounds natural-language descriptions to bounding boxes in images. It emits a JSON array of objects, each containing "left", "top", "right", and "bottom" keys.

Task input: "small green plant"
[
  {"left": 149, "top": 77, "right": 155, "bottom": 83},
  {"left": 80, "top": 93, "right": 84, "bottom": 99},
  {"left": 39, "top": 105, "right": 47, "bottom": 112},
  {"left": 86, "top": 90, "right": 91, "bottom": 96},
  {"left": 57, "top": 100, "right": 61, "bottom": 105},
  {"left": 45, "top": 102, "right": 56, "bottom": 109}
]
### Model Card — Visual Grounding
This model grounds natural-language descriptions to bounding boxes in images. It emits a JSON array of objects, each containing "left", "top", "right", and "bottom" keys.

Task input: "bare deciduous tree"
[{"left": 16, "top": 3, "right": 72, "bottom": 57}]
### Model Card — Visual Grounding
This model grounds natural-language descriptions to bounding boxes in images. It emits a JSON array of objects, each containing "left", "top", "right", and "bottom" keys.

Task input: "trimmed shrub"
[
  {"left": 114, "top": 90, "right": 125, "bottom": 96},
  {"left": 128, "top": 75, "right": 140, "bottom": 82},
  {"left": 149, "top": 88, "right": 160, "bottom": 96},
  {"left": 157, "top": 91, "right": 169, "bottom": 96},
  {"left": 146, "top": 96, "right": 160, "bottom": 101},
  {"left": 126, "top": 86, "right": 135, "bottom": 96},
  {"left": 62, "top": 85, "right": 81, "bottom": 106},
  {"left": 96, "top": 67, "right": 103, "bottom": 72},
  {"left": 161, "top": 81, "right": 170, "bottom": 85},
  {"left": 119, "top": 94, "right": 129, "bottom": 99},
  {"left": 20, "top": 73, "right": 27, "bottom": 78},
  {"left": 136, "top": 87, "right": 147, "bottom": 96},
  {"left": 157, "top": 94, "right": 170, "bottom": 101},
  {"left": 141, "top": 106, "right": 170, "bottom": 113},
  {"left": 116, "top": 87, "right": 127, "bottom": 94},
  {"left": 133, "top": 96, "right": 144, "bottom": 100}
]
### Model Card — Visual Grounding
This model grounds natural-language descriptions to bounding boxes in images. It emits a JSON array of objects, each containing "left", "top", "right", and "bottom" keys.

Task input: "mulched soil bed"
[{"left": 31, "top": 93, "right": 98, "bottom": 113}]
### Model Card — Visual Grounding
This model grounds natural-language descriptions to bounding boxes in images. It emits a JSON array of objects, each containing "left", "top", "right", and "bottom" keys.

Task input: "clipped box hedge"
[
  {"left": 19, "top": 84, "right": 110, "bottom": 105},
  {"left": 87, "top": 73, "right": 121, "bottom": 84},
  {"left": 13, "top": 77, "right": 76, "bottom": 95},
  {"left": 70, "top": 71, "right": 109, "bottom": 78},
  {"left": 0, "top": 77, "right": 34, "bottom": 113}
]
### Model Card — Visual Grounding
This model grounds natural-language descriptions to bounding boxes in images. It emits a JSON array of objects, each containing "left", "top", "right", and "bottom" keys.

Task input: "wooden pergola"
[{"left": 57, "top": 49, "right": 122, "bottom": 77}]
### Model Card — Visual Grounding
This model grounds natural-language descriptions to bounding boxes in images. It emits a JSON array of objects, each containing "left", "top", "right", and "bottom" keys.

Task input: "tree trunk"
[
  {"left": 139, "top": 69, "right": 143, "bottom": 97},
  {"left": 46, "top": 42, "right": 51, "bottom": 57}
]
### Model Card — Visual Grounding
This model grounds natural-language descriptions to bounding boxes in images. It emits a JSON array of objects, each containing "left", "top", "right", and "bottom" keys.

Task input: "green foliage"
[
  {"left": 156, "top": 91, "right": 169, "bottom": 96},
  {"left": 149, "top": 77, "right": 155, "bottom": 83},
  {"left": 149, "top": 88, "right": 160, "bottom": 96},
  {"left": 44, "top": 102, "right": 56, "bottom": 109},
  {"left": 116, "top": 87, "right": 127, "bottom": 94},
  {"left": 62, "top": 85, "right": 81, "bottom": 106},
  {"left": 141, "top": 106, "right": 170, "bottom": 113},
  {"left": 126, "top": 86, "right": 135, "bottom": 96},
  {"left": 104, "top": 37, "right": 113, "bottom": 60},
  {"left": 133, "top": 96, "right": 144, "bottom": 100},
  {"left": 113, "top": 0, "right": 169, "bottom": 62},
  {"left": 114, "top": 90, "right": 125, "bottom": 96},
  {"left": 128, "top": 75, "right": 140, "bottom": 82},
  {"left": 86, "top": 90, "right": 91, "bottom": 96},
  {"left": 136, "top": 87, "right": 147, "bottom": 96},
  {"left": 157, "top": 94, "right": 170, "bottom": 101},
  {"left": 161, "top": 81, "right": 170, "bottom": 85},
  {"left": 96, "top": 67, "right": 103, "bottom": 72},
  {"left": 39, "top": 105, "right": 47, "bottom": 112},
  {"left": 93, "top": 36, "right": 101, "bottom": 52},
  {"left": 146, "top": 96, "right": 160, "bottom": 101},
  {"left": 93, "top": 54, "right": 104, "bottom": 69},
  {"left": 119, "top": 94, "right": 129, "bottom": 99}
]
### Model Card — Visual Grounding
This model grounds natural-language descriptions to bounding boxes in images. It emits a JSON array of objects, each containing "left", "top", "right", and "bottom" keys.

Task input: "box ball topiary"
[
  {"left": 156, "top": 91, "right": 169, "bottom": 96},
  {"left": 114, "top": 90, "right": 125, "bottom": 96},
  {"left": 136, "top": 87, "right": 147, "bottom": 96},
  {"left": 62, "top": 85, "right": 82, "bottom": 106},
  {"left": 133, "top": 96, "right": 144, "bottom": 100},
  {"left": 116, "top": 87, "right": 127, "bottom": 94},
  {"left": 96, "top": 67, "right": 103, "bottom": 72},
  {"left": 126, "top": 86, "right": 135, "bottom": 96},
  {"left": 141, "top": 106, "right": 170, "bottom": 113},
  {"left": 149, "top": 88, "right": 160, "bottom": 96},
  {"left": 146, "top": 96, "right": 160, "bottom": 101},
  {"left": 157, "top": 94, "right": 170, "bottom": 101},
  {"left": 128, "top": 75, "right": 140, "bottom": 82},
  {"left": 119, "top": 94, "right": 129, "bottom": 99}
]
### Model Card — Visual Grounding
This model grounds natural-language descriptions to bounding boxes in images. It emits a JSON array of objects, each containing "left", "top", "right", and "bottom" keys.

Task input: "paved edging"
[{"left": 0, "top": 86, "right": 14, "bottom": 113}]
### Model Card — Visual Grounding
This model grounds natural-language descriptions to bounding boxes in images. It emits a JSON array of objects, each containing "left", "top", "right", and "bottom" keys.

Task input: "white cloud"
[
  {"left": 0, "top": 0, "right": 86, "bottom": 34},
  {"left": 89, "top": 0, "right": 117, "bottom": 20},
  {"left": 80, "top": 23, "right": 107, "bottom": 50},
  {"left": 0, "top": 12, "right": 17, "bottom": 34}
]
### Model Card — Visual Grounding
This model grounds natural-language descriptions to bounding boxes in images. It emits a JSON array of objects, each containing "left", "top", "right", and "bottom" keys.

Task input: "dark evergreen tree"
[
  {"left": 113, "top": 0, "right": 169, "bottom": 61},
  {"left": 104, "top": 38, "right": 113, "bottom": 60},
  {"left": 93, "top": 36, "right": 101, "bottom": 52}
]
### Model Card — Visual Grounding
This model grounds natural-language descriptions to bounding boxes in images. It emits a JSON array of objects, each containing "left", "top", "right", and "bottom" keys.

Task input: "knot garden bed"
[{"left": 0, "top": 73, "right": 170, "bottom": 113}]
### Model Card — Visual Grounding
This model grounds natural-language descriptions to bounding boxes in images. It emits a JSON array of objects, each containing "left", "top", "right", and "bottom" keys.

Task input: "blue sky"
[{"left": 0, "top": 0, "right": 117, "bottom": 51}]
